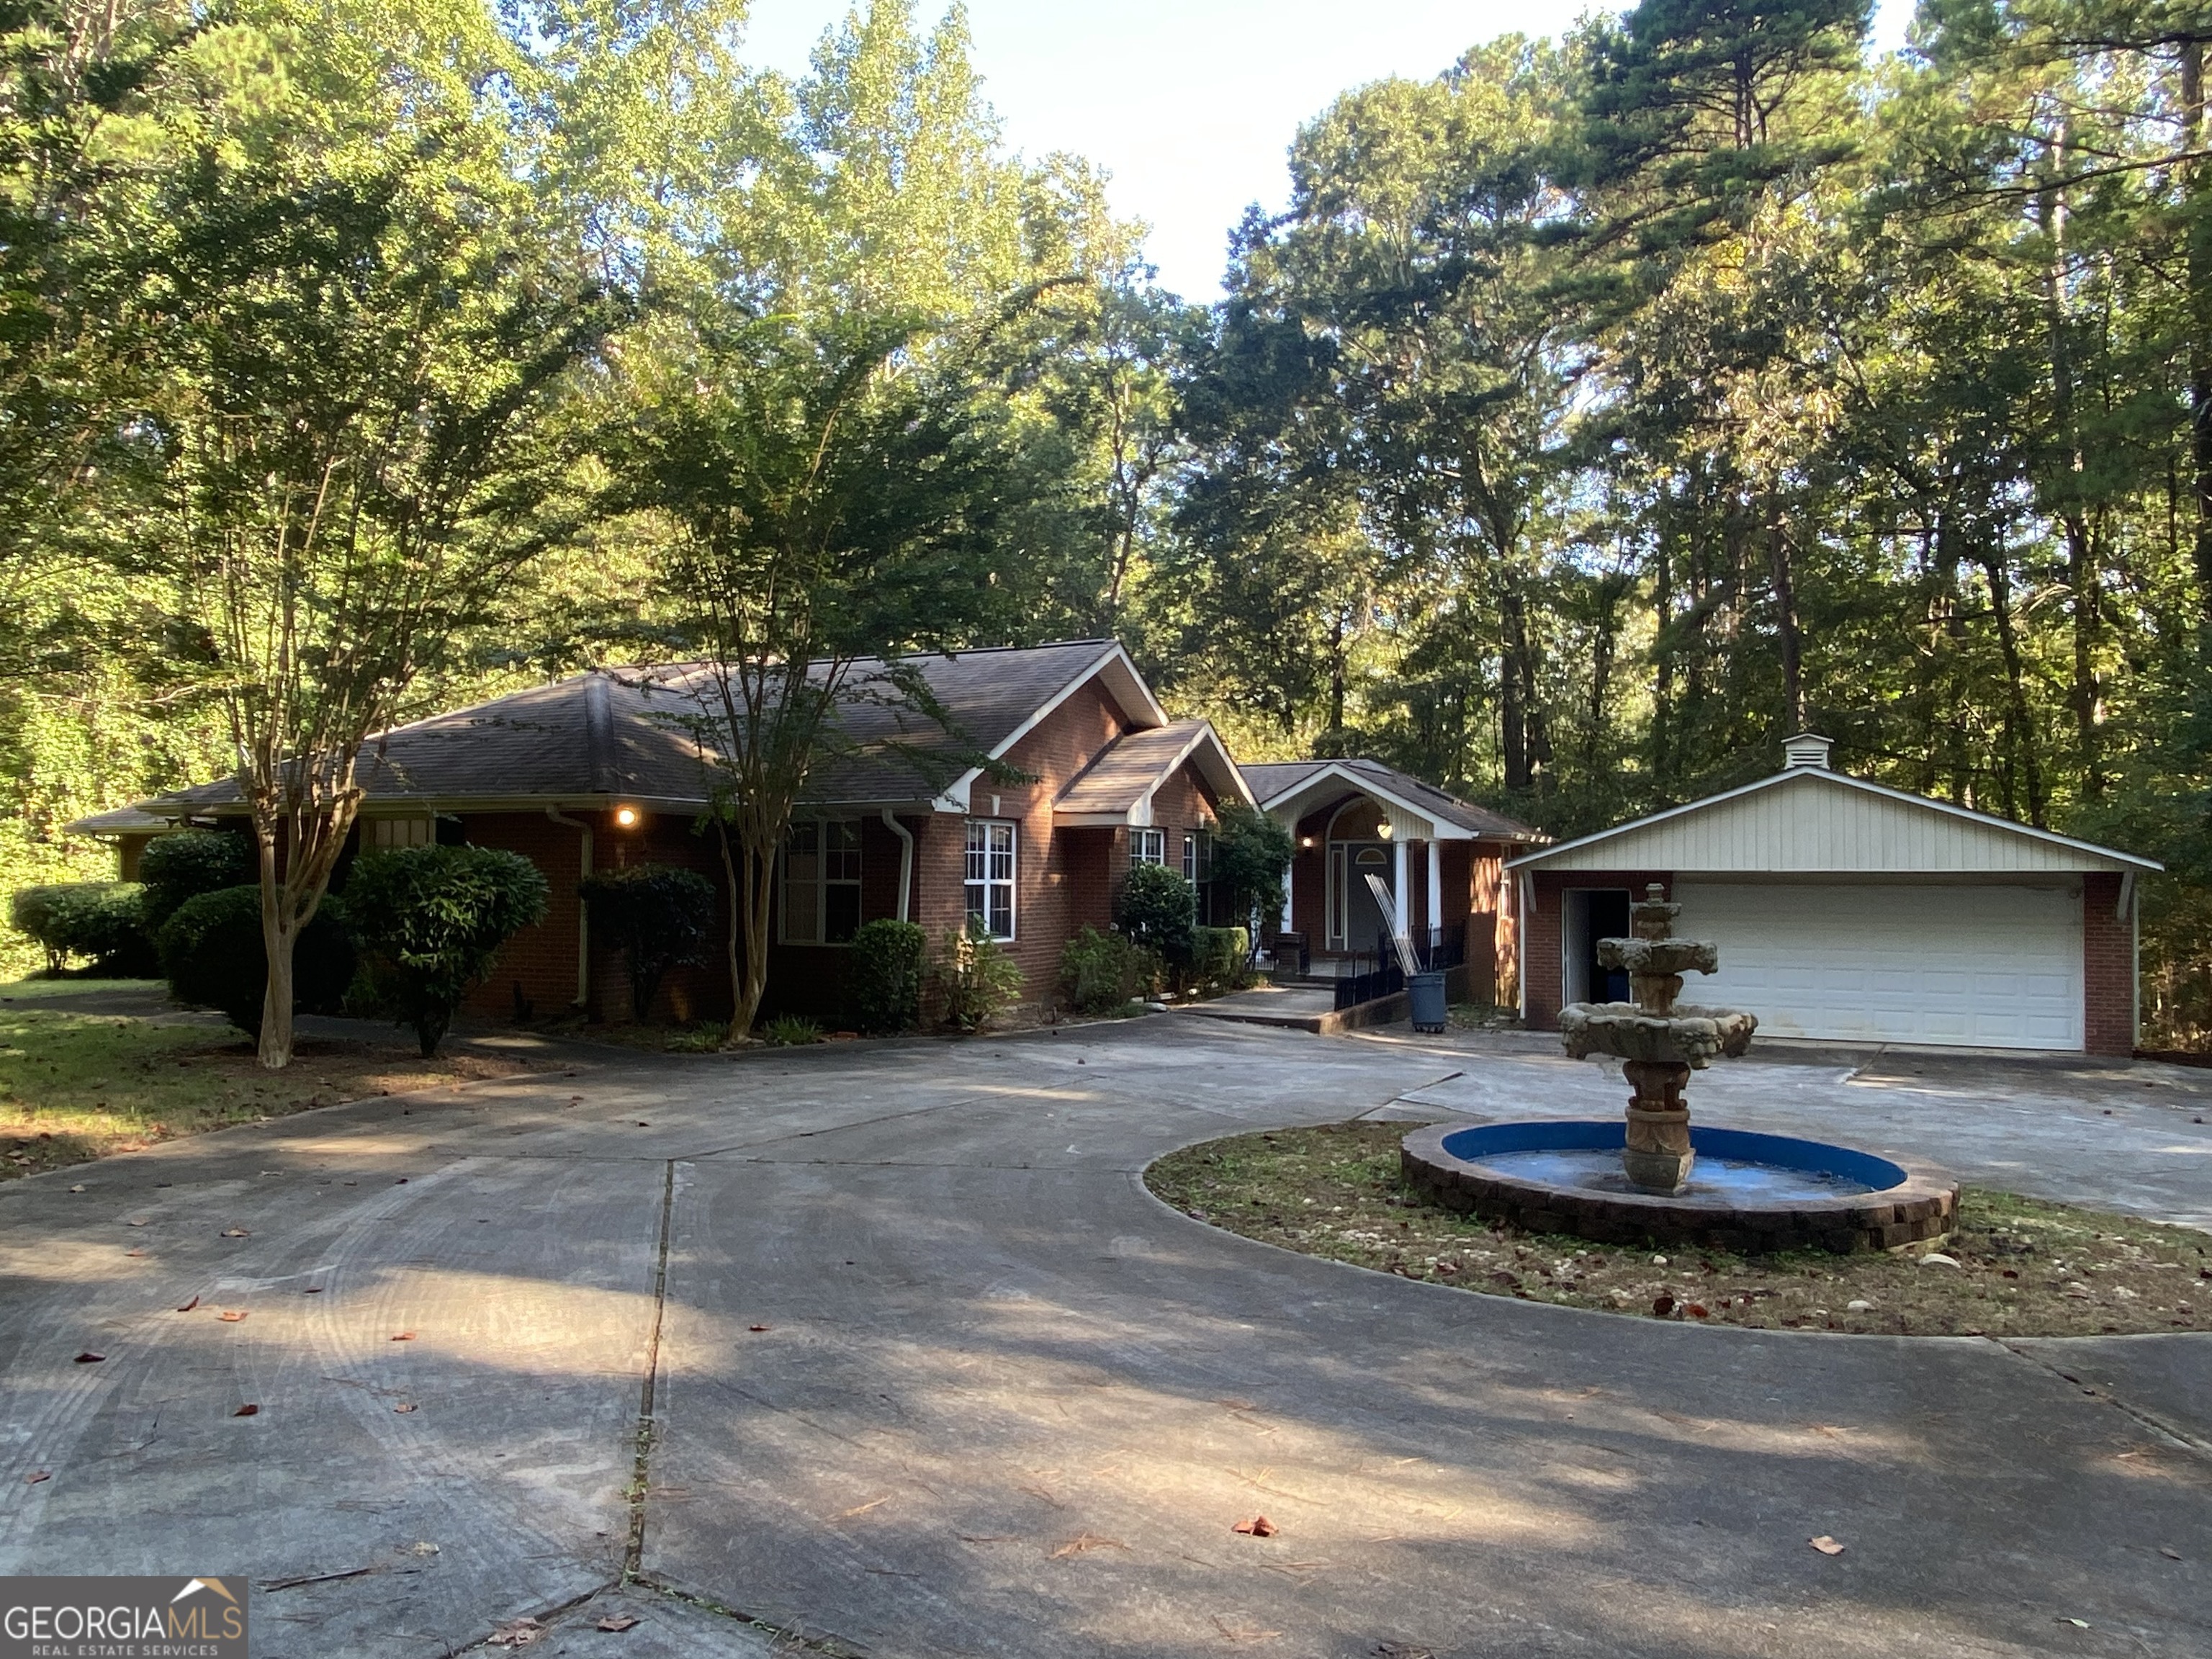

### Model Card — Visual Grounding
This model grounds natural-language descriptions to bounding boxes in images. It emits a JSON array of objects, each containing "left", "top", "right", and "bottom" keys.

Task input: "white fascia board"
[
  {"left": 938, "top": 642, "right": 1159, "bottom": 813},
  {"left": 1506, "top": 768, "right": 2164, "bottom": 873},
  {"left": 1256, "top": 762, "right": 1474, "bottom": 841}
]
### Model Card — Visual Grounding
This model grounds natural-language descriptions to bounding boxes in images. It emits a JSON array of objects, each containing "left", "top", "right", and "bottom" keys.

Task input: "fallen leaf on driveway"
[
  {"left": 1809, "top": 1536, "right": 1845, "bottom": 1555},
  {"left": 220, "top": 1228, "right": 248, "bottom": 1238},
  {"left": 390, "top": 1331, "right": 415, "bottom": 1341},
  {"left": 176, "top": 1296, "right": 199, "bottom": 1313},
  {"left": 487, "top": 1617, "right": 544, "bottom": 1646},
  {"left": 67, "top": 1184, "right": 85, "bottom": 1192},
  {"left": 126, "top": 1218, "right": 148, "bottom": 1227},
  {"left": 748, "top": 1323, "right": 771, "bottom": 1333},
  {"left": 123, "top": 1248, "right": 146, "bottom": 1258},
  {"left": 217, "top": 1310, "right": 247, "bottom": 1323},
  {"left": 392, "top": 1403, "right": 417, "bottom": 1414},
  {"left": 24, "top": 1471, "right": 50, "bottom": 1485},
  {"left": 233, "top": 1404, "right": 258, "bottom": 1417},
  {"left": 1049, "top": 1533, "right": 1128, "bottom": 1559},
  {"left": 2160, "top": 1547, "right": 2183, "bottom": 1560},
  {"left": 1233, "top": 1516, "right": 1278, "bottom": 1537},
  {"left": 838, "top": 1496, "right": 891, "bottom": 1518},
  {"left": 72, "top": 1352, "right": 104, "bottom": 1364},
  {"left": 595, "top": 1615, "right": 639, "bottom": 1632},
  {"left": 303, "top": 1287, "right": 323, "bottom": 1294}
]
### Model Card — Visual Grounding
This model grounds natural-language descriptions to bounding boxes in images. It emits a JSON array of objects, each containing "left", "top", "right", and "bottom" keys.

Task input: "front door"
[{"left": 1330, "top": 842, "right": 1392, "bottom": 954}]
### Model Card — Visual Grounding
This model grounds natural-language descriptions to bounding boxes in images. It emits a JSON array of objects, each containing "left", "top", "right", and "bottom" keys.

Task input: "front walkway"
[{"left": 1, "top": 1019, "right": 2206, "bottom": 1657}]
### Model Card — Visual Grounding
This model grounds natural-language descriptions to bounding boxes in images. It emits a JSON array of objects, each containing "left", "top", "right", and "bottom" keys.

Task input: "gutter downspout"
[
  {"left": 2120, "top": 871, "right": 2139, "bottom": 1048},
  {"left": 1516, "top": 867, "right": 1534, "bottom": 1021},
  {"left": 547, "top": 806, "right": 593, "bottom": 1008},
  {"left": 881, "top": 808, "right": 914, "bottom": 923}
]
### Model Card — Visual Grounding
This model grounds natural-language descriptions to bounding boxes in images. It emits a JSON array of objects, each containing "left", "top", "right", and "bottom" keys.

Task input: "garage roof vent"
[{"left": 1782, "top": 732, "right": 1834, "bottom": 770}]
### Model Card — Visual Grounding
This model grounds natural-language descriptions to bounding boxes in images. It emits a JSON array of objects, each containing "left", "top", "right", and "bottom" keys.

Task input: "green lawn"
[{"left": 1, "top": 979, "right": 539, "bottom": 1179}]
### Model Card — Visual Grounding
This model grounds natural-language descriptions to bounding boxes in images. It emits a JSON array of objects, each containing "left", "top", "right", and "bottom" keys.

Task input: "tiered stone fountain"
[
  {"left": 1401, "top": 883, "right": 1958, "bottom": 1254},
  {"left": 1557, "top": 884, "right": 1755, "bottom": 1192}
]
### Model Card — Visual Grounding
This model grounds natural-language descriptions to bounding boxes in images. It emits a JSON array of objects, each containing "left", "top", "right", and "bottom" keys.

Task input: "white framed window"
[
  {"left": 965, "top": 819, "right": 1016, "bottom": 940},
  {"left": 1131, "top": 827, "right": 1166, "bottom": 866},
  {"left": 781, "top": 820, "right": 862, "bottom": 944},
  {"left": 1182, "top": 830, "right": 1212, "bottom": 884}
]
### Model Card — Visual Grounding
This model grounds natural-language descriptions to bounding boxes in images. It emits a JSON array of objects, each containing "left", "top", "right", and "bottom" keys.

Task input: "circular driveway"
[{"left": 2, "top": 1017, "right": 2206, "bottom": 1657}]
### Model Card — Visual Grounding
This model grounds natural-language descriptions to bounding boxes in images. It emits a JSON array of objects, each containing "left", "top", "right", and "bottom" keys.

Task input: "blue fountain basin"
[{"left": 1439, "top": 1120, "right": 1908, "bottom": 1205}]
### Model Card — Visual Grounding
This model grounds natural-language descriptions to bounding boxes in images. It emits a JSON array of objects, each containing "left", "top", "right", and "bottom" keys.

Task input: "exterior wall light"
[
  {"left": 614, "top": 806, "right": 640, "bottom": 828},
  {"left": 1299, "top": 835, "right": 1315, "bottom": 848},
  {"left": 1377, "top": 822, "right": 1393, "bottom": 839}
]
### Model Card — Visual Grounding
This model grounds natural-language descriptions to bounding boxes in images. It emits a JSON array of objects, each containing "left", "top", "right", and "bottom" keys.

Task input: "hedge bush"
[
  {"left": 934, "top": 917, "right": 1023, "bottom": 1032},
  {"left": 845, "top": 917, "right": 927, "bottom": 1033},
  {"left": 346, "top": 845, "right": 549, "bottom": 1055},
  {"left": 1058, "top": 925, "right": 1151, "bottom": 1015},
  {"left": 157, "top": 885, "right": 356, "bottom": 1038},
  {"left": 7, "top": 881, "right": 156, "bottom": 975},
  {"left": 1189, "top": 925, "right": 1251, "bottom": 993},
  {"left": 1118, "top": 861, "right": 1196, "bottom": 963},
  {"left": 580, "top": 863, "right": 716, "bottom": 1021},
  {"left": 139, "top": 830, "right": 256, "bottom": 932}
]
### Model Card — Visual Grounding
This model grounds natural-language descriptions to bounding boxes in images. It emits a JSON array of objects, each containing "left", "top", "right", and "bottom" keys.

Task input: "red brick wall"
[
  {"left": 454, "top": 811, "right": 595, "bottom": 1021},
  {"left": 1524, "top": 868, "right": 1675, "bottom": 1030},
  {"left": 2082, "top": 871, "right": 2136, "bottom": 1056}
]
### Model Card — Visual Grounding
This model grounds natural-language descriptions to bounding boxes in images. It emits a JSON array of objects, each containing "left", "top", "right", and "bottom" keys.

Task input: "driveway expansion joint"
[
  {"left": 624, "top": 1159, "right": 678, "bottom": 1581},
  {"left": 1995, "top": 1337, "right": 2212, "bottom": 1460}
]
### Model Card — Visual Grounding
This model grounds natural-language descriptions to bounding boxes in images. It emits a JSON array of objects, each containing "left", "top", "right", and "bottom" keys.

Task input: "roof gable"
[
  {"left": 1054, "top": 720, "right": 1252, "bottom": 825},
  {"left": 1251, "top": 758, "right": 1538, "bottom": 842},
  {"left": 1508, "top": 768, "right": 2161, "bottom": 875}
]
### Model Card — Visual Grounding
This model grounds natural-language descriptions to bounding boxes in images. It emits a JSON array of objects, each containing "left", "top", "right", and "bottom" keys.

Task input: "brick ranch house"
[
  {"left": 82, "top": 641, "right": 1527, "bottom": 1027},
  {"left": 1509, "top": 733, "right": 2162, "bottom": 1057}
]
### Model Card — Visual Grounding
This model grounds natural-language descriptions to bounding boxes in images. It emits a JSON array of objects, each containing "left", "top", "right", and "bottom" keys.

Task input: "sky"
[{"left": 739, "top": 1, "right": 1920, "bottom": 302}]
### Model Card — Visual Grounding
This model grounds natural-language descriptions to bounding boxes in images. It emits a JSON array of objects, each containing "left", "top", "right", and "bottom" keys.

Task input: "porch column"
[
  {"left": 1426, "top": 841, "right": 1443, "bottom": 950},
  {"left": 1392, "top": 837, "right": 1408, "bottom": 939},
  {"left": 1279, "top": 858, "right": 1293, "bottom": 932}
]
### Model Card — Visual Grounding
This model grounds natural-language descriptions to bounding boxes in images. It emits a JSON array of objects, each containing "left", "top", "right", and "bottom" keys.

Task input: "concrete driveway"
[{"left": 1, "top": 1017, "right": 2206, "bottom": 1658}]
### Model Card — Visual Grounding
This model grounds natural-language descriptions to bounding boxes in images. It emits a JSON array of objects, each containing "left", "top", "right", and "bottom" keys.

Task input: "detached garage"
[{"left": 1509, "top": 734, "right": 2162, "bottom": 1056}]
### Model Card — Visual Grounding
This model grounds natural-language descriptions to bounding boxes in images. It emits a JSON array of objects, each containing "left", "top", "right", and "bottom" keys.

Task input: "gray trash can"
[{"left": 1407, "top": 969, "right": 1448, "bottom": 1034}]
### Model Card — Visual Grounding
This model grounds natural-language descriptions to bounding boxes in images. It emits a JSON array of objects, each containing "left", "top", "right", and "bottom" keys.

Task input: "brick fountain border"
[{"left": 1400, "top": 1123, "right": 1958, "bottom": 1254}]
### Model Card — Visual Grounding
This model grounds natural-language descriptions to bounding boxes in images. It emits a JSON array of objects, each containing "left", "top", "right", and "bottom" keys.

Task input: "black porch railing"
[{"left": 1332, "top": 925, "right": 1464, "bottom": 1012}]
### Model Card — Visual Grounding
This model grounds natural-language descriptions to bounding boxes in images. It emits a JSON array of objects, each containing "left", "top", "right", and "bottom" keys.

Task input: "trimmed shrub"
[
  {"left": 1058, "top": 925, "right": 1151, "bottom": 1015},
  {"left": 158, "top": 885, "right": 356, "bottom": 1038},
  {"left": 934, "top": 916, "right": 1023, "bottom": 1032},
  {"left": 845, "top": 917, "right": 927, "bottom": 1034},
  {"left": 1190, "top": 925, "right": 1251, "bottom": 994},
  {"left": 139, "top": 830, "right": 256, "bottom": 932},
  {"left": 580, "top": 863, "right": 716, "bottom": 1022},
  {"left": 1118, "top": 861, "right": 1196, "bottom": 963},
  {"left": 345, "top": 845, "right": 550, "bottom": 1056},
  {"left": 7, "top": 882, "right": 156, "bottom": 975}
]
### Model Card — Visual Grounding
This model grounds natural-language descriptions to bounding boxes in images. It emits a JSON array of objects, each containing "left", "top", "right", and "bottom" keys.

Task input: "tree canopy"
[{"left": 2, "top": 0, "right": 2208, "bottom": 1045}]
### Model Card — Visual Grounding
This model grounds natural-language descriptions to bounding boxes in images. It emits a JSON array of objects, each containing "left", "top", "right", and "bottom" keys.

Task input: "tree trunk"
[
  {"left": 2182, "top": 40, "right": 2212, "bottom": 615},
  {"left": 719, "top": 824, "right": 776, "bottom": 1046},
  {"left": 255, "top": 829, "right": 295, "bottom": 1070},
  {"left": 1764, "top": 496, "right": 1804, "bottom": 730},
  {"left": 1499, "top": 588, "right": 1531, "bottom": 791},
  {"left": 1652, "top": 532, "right": 1674, "bottom": 792},
  {"left": 1978, "top": 540, "right": 2046, "bottom": 827}
]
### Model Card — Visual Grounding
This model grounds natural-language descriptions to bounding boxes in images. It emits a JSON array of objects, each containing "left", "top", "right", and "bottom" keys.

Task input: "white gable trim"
[
  {"left": 1058, "top": 721, "right": 1256, "bottom": 827},
  {"left": 935, "top": 643, "right": 1168, "bottom": 813},
  {"left": 1255, "top": 762, "right": 1478, "bottom": 842},
  {"left": 1507, "top": 767, "right": 2162, "bottom": 875}
]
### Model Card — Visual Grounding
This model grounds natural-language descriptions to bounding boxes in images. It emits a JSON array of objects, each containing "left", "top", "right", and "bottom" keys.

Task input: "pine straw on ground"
[
  {"left": 1, "top": 997, "right": 540, "bottom": 1181},
  {"left": 1146, "top": 1120, "right": 2211, "bottom": 1338}
]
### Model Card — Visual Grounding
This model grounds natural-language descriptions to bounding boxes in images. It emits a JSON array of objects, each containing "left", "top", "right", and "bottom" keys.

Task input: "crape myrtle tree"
[
  {"left": 613, "top": 306, "right": 1036, "bottom": 1045},
  {"left": 127, "top": 0, "right": 613, "bottom": 1066}
]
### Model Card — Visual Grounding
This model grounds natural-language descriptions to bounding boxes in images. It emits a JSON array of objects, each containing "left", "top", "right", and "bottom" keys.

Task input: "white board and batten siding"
[{"left": 1557, "top": 769, "right": 2140, "bottom": 876}]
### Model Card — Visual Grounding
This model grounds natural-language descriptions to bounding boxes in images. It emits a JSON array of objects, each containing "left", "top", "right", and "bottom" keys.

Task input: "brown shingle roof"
[
  {"left": 1054, "top": 720, "right": 1251, "bottom": 822},
  {"left": 142, "top": 641, "right": 1142, "bottom": 817}
]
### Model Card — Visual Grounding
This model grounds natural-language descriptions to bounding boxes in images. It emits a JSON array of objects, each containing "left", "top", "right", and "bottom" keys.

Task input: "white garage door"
[{"left": 1671, "top": 881, "right": 2084, "bottom": 1051}]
